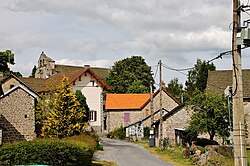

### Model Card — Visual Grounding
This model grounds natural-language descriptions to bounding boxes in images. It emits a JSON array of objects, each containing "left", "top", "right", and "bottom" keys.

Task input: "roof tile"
[{"left": 106, "top": 94, "right": 150, "bottom": 110}]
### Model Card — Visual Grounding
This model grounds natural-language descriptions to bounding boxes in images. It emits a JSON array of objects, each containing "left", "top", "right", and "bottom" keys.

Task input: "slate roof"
[{"left": 206, "top": 69, "right": 250, "bottom": 98}]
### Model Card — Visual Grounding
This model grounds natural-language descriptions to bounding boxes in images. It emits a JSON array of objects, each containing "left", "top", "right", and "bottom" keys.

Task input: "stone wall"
[
  {"left": 107, "top": 110, "right": 142, "bottom": 132},
  {"left": 0, "top": 88, "right": 36, "bottom": 144},
  {"left": 155, "top": 106, "right": 191, "bottom": 146},
  {"left": 1, "top": 77, "right": 21, "bottom": 93},
  {"left": 142, "top": 91, "right": 179, "bottom": 127}
]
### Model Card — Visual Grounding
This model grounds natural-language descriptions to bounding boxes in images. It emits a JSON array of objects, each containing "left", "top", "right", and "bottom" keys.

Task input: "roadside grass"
[
  {"left": 92, "top": 160, "right": 118, "bottom": 166},
  {"left": 136, "top": 142, "right": 193, "bottom": 166}
]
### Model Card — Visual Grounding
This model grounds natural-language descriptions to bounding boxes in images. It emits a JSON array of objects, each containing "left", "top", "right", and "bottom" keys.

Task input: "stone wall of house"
[
  {"left": 155, "top": 106, "right": 191, "bottom": 146},
  {"left": 142, "top": 91, "right": 179, "bottom": 127},
  {"left": 1, "top": 77, "right": 21, "bottom": 93},
  {"left": 0, "top": 88, "right": 36, "bottom": 144},
  {"left": 244, "top": 102, "right": 250, "bottom": 145},
  {"left": 107, "top": 110, "right": 142, "bottom": 132}
]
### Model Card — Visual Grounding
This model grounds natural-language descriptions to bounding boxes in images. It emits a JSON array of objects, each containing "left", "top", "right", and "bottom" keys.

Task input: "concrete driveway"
[{"left": 94, "top": 138, "right": 172, "bottom": 166}]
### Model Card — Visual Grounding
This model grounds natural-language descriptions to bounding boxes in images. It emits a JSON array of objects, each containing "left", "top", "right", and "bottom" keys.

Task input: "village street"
[{"left": 94, "top": 138, "right": 172, "bottom": 166}]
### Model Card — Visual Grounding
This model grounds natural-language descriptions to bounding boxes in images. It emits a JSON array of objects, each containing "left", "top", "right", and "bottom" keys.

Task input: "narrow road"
[{"left": 94, "top": 138, "right": 172, "bottom": 166}]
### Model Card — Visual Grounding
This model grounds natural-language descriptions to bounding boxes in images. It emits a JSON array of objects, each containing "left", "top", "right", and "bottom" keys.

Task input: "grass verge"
[{"left": 136, "top": 142, "right": 193, "bottom": 166}]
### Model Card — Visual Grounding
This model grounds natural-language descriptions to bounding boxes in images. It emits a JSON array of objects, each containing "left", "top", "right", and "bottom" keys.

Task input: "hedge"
[{"left": 0, "top": 138, "right": 94, "bottom": 166}]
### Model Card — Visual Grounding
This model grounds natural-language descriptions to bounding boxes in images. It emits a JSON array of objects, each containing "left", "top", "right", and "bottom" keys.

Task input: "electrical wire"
[
  {"left": 161, "top": 63, "right": 188, "bottom": 76},
  {"left": 153, "top": 62, "right": 159, "bottom": 81}
]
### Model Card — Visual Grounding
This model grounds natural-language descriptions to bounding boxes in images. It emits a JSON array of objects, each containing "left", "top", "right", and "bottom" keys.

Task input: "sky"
[{"left": 1, "top": 0, "right": 250, "bottom": 85}]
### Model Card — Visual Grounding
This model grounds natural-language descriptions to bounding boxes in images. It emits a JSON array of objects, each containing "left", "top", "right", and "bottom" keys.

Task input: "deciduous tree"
[
  {"left": 29, "top": 65, "right": 37, "bottom": 78},
  {"left": 166, "top": 78, "right": 183, "bottom": 102},
  {"left": 105, "top": 56, "right": 154, "bottom": 93},
  {"left": 0, "top": 50, "right": 22, "bottom": 77},
  {"left": 185, "top": 59, "right": 215, "bottom": 98},
  {"left": 187, "top": 90, "right": 230, "bottom": 141}
]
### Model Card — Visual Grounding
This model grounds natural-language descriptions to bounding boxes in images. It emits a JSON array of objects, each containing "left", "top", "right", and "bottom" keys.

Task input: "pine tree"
[{"left": 42, "top": 76, "right": 86, "bottom": 138}]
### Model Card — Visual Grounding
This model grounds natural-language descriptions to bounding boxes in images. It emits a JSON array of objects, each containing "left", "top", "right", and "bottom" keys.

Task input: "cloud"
[
  {"left": 1, "top": 0, "right": 249, "bottom": 84},
  {"left": 56, "top": 58, "right": 113, "bottom": 68}
]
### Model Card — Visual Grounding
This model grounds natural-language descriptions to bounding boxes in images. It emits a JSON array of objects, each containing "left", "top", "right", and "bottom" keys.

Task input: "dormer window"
[{"left": 10, "top": 85, "right": 14, "bottom": 89}]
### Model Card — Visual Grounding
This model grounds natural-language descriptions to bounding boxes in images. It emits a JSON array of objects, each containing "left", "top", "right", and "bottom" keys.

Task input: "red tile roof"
[
  {"left": 106, "top": 94, "right": 150, "bottom": 110},
  {"left": 21, "top": 68, "right": 110, "bottom": 93},
  {"left": 20, "top": 77, "right": 47, "bottom": 92},
  {"left": 105, "top": 88, "right": 181, "bottom": 111}
]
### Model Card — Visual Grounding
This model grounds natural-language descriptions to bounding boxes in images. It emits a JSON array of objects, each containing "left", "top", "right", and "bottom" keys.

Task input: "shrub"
[
  {"left": 195, "top": 138, "right": 219, "bottom": 147},
  {"left": 0, "top": 138, "right": 94, "bottom": 166},
  {"left": 107, "top": 126, "right": 126, "bottom": 139},
  {"left": 143, "top": 127, "right": 150, "bottom": 139}
]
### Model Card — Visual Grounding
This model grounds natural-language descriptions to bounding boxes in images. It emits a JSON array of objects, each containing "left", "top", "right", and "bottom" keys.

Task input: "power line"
[{"left": 153, "top": 63, "right": 159, "bottom": 81}]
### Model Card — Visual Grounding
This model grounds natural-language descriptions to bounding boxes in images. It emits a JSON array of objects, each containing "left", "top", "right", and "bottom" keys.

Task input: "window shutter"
[{"left": 94, "top": 111, "right": 97, "bottom": 121}]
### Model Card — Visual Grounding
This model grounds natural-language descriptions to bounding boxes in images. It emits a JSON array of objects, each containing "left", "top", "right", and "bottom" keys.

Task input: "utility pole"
[
  {"left": 150, "top": 80, "right": 154, "bottom": 126},
  {"left": 159, "top": 60, "right": 163, "bottom": 149},
  {"left": 232, "top": 0, "right": 247, "bottom": 165}
]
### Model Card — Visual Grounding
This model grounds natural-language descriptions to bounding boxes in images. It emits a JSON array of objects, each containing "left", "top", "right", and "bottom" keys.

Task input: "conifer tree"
[{"left": 42, "top": 76, "right": 86, "bottom": 138}]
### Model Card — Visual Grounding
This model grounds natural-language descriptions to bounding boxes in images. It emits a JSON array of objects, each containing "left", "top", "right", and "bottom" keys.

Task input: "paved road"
[{"left": 94, "top": 138, "right": 172, "bottom": 166}]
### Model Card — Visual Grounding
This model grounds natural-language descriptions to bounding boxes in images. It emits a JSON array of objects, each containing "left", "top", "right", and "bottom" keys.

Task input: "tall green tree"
[
  {"left": 185, "top": 59, "right": 215, "bottom": 98},
  {"left": 0, "top": 50, "right": 22, "bottom": 77},
  {"left": 105, "top": 56, "right": 154, "bottom": 93},
  {"left": 29, "top": 65, "right": 37, "bottom": 78},
  {"left": 41, "top": 77, "right": 86, "bottom": 138},
  {"left": 75, "top": 90, "right": 89, "bottom": 122},
  {"left": 0, "top": 50, "right": 14, "bottom": 73},
  {"left": 187, "top": 90, "right": 230, "bottom": 141},
  {"left": 166, "top": 78, "right": 183, "bottom": 102}
]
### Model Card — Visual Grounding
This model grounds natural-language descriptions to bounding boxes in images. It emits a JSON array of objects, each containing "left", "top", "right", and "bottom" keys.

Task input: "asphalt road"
[{"left": 94, "top": 138, "right": 172, "bottom": 166}]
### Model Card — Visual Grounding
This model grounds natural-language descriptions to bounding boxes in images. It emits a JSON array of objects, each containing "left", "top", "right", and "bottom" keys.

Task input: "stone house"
[
  {"left": 206, "top": 69, "right": 250, "bottom": 145},
  {"left": 153, "top": 104, "right": 192, "bottom": 147},
  {"left": 0, "top": 75, "right": 39, "bottom": 144},
  {"left": 105, "top": 89, "right": 181, "bottom": 133}
]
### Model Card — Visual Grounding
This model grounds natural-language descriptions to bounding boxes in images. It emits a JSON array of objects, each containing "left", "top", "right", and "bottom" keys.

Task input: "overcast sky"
[{"left": 1, "top": 0, "right": 250, "bottom": 85}]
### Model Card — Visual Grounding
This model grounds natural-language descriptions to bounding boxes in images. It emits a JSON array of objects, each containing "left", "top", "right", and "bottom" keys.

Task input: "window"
[
  {"left": 10, "top": 85, "right": 14, "bottom": 89},
  {"left": 90, "top": 80, "right": 95, "bottom": 86},
  {"left": 89, "top": 110, "right": 97, "bottom": 121},
  {"left": 124, "top": 113, "right": 130, "bottom": 123}
]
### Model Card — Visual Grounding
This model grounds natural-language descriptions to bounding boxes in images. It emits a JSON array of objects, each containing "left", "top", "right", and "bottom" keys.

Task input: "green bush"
[
  {"left": 143, "top": 127, "right": 150, "bottom": 139},
  {"left": 0, "top": 138, "right": 94, "bottom": 166},
  {"left": 107, "top": 126, "right": 126, "bottom": 139}
]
